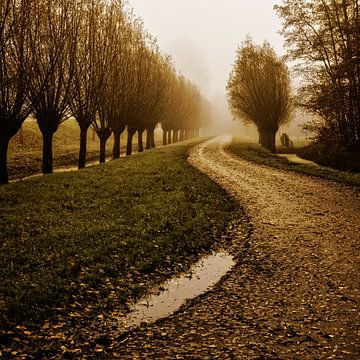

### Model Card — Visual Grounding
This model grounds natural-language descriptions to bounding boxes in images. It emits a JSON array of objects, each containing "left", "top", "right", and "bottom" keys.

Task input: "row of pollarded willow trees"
[{"left": 0, "top": 0, "right": 209, "bottom": 184}]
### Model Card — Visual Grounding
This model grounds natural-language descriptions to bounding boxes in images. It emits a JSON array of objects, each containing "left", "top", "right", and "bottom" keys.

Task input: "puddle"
[
  {"left": 120, "top": 251, "right": 235, "bottom": 330},
  {"left": 278, "top": 153, "right": 319, "bottom": 166}
]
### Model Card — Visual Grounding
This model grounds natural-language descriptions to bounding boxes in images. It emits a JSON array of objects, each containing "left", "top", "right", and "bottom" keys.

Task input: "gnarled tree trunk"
[
  {"left": 150, "top": 128, "right": 155, "bottom": 148},
  {"left": 95, "top": 128, "right": 112, "bottom": 163},
  {"left": 173, "top": 129, "right": 179, "bottom": 143},
  {"left": 113, "top": 129, "right": 122, "bottom": 159},
  {"left": 99, "top": 136, "right": 107, "bottom": 163},
  {"left": 42, "top": 131, "right": 54, "bottom": 174},
  {"left": 126, "top": 127, "right": 136, "bottom": 156},
  {"left": 146, "top": 129, "right": 151, "bottom": 149},
  {"left": 0, "top": 136, "right": 10, "bottom": 184},
  {"left": 167, "top": 129, "right": 172, "bottom": 144},
  {"left": 261, "top": 130, "right": 277, "bottom": 153},
  {"left": 138, "top": 130, "right": 144, "bottom": 152},
  {"left": 78, "top": 125, "right": 89, "bottom": 169}
]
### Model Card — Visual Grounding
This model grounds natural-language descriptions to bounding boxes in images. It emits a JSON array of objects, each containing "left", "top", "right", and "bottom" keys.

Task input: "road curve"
[{"left": 115, "top": 136, "right": 360, "bottom": 359}]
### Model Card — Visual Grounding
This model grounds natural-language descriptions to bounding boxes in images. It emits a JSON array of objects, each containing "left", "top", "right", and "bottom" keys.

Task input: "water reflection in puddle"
[{"left": 121, "top": 252, "right": 235, "bottom": 329}]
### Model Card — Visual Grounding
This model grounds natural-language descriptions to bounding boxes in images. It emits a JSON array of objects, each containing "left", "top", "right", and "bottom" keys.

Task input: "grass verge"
[
  {"left": 228, "top": 138, "right": 360, "bottom": 187},
  {"left": 0, "top": 139, "right": 240, "bottom": 330}
]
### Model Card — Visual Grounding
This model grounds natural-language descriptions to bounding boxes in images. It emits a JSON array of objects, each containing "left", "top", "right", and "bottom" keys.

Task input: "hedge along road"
[{"left": 113, "top": 135, "right": 360, "bottom": 359}]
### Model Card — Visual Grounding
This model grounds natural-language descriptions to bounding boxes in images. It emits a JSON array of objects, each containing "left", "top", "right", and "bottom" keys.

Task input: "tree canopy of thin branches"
[
  {"left": 275, "top": 0, "right": 360, "bottom": 151},
  {"left": 70, "top": 0, "right": 115, "bottom": 168},
  {"left": 161, "top": 75, "right": 206, "bottom": 145},
  {"left": 27, "top": 0, "right": 80, "bottom": 174},
  {"left": 227, "top": 38, "right": 292, "bottom": 152}
]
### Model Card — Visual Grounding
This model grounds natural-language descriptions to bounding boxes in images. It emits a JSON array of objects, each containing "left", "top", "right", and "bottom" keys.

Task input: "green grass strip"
[
  {"left": 0, "top": 139, "right": 240, "bottom": 326},
  {"left": 228, "top": 138, "right": 360, "bottom": 187}
]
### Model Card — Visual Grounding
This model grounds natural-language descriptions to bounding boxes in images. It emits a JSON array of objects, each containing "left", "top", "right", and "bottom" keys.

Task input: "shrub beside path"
[{"left": 113, "top": 136, "right": 360, "bottom": 359}]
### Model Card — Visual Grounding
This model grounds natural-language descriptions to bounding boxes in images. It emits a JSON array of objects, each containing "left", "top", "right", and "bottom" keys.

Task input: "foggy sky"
[{"left": 129, "top": 0, "right": 285, "bottom": 98}]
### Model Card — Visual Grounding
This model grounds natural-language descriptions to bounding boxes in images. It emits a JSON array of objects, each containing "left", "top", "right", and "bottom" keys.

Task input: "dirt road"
[{"left": 114, "top": 136, "right": 360, "bottom": 359}]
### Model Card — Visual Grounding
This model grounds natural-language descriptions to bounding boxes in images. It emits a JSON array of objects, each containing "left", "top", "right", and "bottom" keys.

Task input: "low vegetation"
[
  {"left": 296, "top": 143, "right": 360, "bottom": 173},
  {"left": 228, "top": 138, "right": 360, "bottom": 187},
  {"left": 0, "top": 139, "right": 240, "bottom": 330}
]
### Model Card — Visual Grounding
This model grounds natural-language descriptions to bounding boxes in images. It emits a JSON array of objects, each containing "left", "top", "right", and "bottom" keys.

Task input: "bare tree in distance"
[
  {"left": 125, "top": 28, "right": 156, "bottom": 156},
  {"left": 159, "top": 63, "right": 177, "bottom": 145},
  {"left": 160, "top": 74, "right": 207, "bottom": 145},
  {"left": 101, "top": 2, "right": 136, "bottom": 160},
  {"left": 136, "top": 35, "right": 173, "bottom": 153},
  {"left": 227, "top": 37, "right": 292, "bottom": 152}
]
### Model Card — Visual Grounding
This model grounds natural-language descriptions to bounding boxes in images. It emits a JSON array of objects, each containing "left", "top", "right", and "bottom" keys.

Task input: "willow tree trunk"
[
  {"left": 146, "top": 129, "right": 151, "bottom": 149},
  {"left": 150, "top": 129, "right": 155, "bottom": 148},
  {"left": 126, "top": 128, "right": 136, "bottom": 156},
  {"left": 262, "top": 131, "right": 277, "bottom": 153},
  {"left": 99, "top": 135, "right": 107, "bottom": 163},
  {"left": 163, "top": 130, "right": 167, "bottom": 145},
  {"left": 78, "top": 125, "right": 88, "bottom": 169},
  {"left": 0, "top": 136, "right": 10, "bottom": 184},
  {"left": 167, "top": 130, "right": 172, "bottom": 144},
  {"left": 138, "top": 130, "right": 144, "bottom": 152},
  {"left": 42, "top": 131, "right": 54, "bottom": 174},
  {"left": 173, "top": 129, "right": 179, "bottom": 143},
  {"left": 179, "top": 130, "right": 185, "bottom": 142},
  {"left": 113, "top": 130, "right": 121, "bottom": 159}
]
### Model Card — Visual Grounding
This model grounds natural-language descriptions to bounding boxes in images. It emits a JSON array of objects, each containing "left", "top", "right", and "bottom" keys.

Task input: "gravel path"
[{"left": 113, "top": 136, "right": 360, "bottom": 359}]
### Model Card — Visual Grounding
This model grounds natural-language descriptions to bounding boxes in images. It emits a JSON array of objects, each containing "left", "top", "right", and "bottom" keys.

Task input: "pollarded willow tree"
[
  {"left": 27, "top": 0, "right": 80, "bottom": 174},
  {"left": 179, "top": 80, "right": 205, "bottom": 140},
  {"left": 0, "top": 0, "right": 35, "bottom": 184},
  {"left": 94, "top": 0, "right": 134, "bottom": 162},
  {"left": 143, "top": 52, "right": 174, "bottom": 150},
  {"left": 275, "top": 0, "right": 360, "bottom": 151},
  {"left": 227, "top": 38, "right": 292, "bottom": 152},
  {"left": 125, "top": 31, "right": 158, "bottom": 156},
  {"left": 70, "top": 0, "right": 114, "bottom": 169}
]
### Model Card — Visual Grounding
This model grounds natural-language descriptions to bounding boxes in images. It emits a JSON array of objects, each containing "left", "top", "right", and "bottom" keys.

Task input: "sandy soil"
[{"left": 113, "top": 136, "right": 360, "bottom": 359}]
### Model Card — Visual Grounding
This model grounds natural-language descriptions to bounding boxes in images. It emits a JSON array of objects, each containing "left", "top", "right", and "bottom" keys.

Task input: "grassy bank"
[
  {"left": 228, "top": 138, "right": 360, "bottom": 187},
  {"left": 296, "top": 143, "right": 360, "bottom": 173},
  {"left": 0, "top": 139, "right": 240, "bottom": 331}
]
